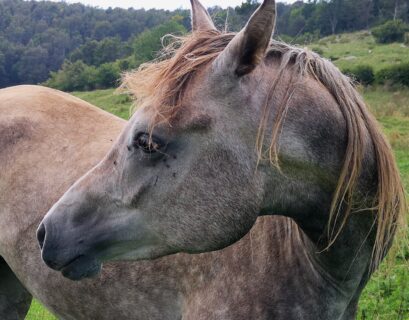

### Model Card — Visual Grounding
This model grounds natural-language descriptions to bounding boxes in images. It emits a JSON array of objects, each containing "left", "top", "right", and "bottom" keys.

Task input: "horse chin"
[
  {"left": 108, "top": 244, "right": 178, "bottom": 262},
  {"left": 60, "top": 255, "right": 102, "bottom": 281}
]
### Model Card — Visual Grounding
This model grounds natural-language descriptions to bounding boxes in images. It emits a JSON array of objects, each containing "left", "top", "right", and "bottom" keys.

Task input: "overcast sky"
[{"left": 51, "top": 0, "right": 297, "bottom": 10}]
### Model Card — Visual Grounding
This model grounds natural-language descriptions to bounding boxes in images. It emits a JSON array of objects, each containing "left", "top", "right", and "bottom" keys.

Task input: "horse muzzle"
[{"left": 37, "top": 220, "right": 102, "bottom": 281}]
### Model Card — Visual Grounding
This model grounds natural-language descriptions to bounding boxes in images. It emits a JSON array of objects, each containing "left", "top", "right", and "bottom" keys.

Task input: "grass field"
[
  {"left": 26, "top": 32, "right": 408, "bottom": 319},
  {"left": 308, "top": 31, "right": 409, "bottom": 72}
]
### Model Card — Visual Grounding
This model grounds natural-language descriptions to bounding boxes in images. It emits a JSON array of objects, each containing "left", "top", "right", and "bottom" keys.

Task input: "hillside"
[
  {"left": 309, "top": 31, "right": 409, "bottom": 72},
  {"left": 0, "top": 0, "right": 178, "bottom": 87},
  {"left": 1, "top": 0, "right": 407, "bottom": 89}
]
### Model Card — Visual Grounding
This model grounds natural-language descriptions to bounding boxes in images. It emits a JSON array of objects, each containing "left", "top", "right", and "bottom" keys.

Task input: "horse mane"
[{"left": 121, "top": 30, "right": 406, "bottom": 269}]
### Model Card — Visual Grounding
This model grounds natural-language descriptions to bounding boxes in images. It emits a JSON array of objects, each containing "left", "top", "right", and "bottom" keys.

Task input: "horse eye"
[{"left": 133, "top": 133, "right": 161, "bottom": 154}]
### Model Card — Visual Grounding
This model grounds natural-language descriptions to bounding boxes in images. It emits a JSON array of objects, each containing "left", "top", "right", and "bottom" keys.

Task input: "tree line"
[
  {"left": 0, "top": 0, "right": 179, "bottom": 88},
  {"left": 276, "top": 0, "right": 408, "bottom": 39},
  {"left": 0, "top": 0, "right": 408, "bottom": 90}
]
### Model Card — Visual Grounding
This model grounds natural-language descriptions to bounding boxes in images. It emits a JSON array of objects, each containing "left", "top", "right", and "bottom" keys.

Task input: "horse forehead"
[
  {"left": 176, "top": 110, "right": 213, "bottom": 131},
  {"left": 129, "top": 103, "right": 213, "bottom": 135}
]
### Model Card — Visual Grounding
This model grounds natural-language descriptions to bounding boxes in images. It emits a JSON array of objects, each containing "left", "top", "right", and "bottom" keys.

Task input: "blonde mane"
[{"left": 121, "top": 30, "right": 406, "bottom": 269}]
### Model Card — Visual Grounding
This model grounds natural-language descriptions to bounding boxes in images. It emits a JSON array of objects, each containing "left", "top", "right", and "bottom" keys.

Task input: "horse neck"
[{"left": 257, "top": 72, "right": 378, "bottom": 282}]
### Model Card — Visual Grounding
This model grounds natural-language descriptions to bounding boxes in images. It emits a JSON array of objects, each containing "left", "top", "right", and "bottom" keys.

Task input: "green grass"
[
  {"left": 26, "top": 300, "right": 56, "bottom": 320},
  {"left": 363, "top": 88, "right": 409, "bottom": 118},
  {"left": 309, "top": 31, "right": 409, "bottom": 72},
  {"left": 72, "top": 88, "right": 133, "bottom": 120}
]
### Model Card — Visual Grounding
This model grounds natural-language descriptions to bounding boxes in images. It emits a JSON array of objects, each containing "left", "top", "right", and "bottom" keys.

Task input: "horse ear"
[
  {"left": 190, "top": 0, "right": 216, "bottom": 32},
  {"left": 214, "top": 0, "right": 276, "bottom": 77}
]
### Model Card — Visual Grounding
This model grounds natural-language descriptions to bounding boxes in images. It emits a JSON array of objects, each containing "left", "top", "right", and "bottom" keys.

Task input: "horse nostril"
[{"left": 37, "top": 223, "right": 46, "bottom": 250}]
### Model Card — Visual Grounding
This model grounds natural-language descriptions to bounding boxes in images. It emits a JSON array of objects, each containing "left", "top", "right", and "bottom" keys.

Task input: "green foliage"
[
  {"left": 377, "top": 63, "right": 409, "bottom": 86},
  {"left": 343, "top": 65, "right": 375, "bottom": 85},
  {"left": 95, "top": 63, "right": 121, "bottom": 88},
  {"left": 45, "top": 61, "right": 97, "bottom": 92},
  {"left": 45, "top": 60, "right": 124, "bottom": 92},
  {"left": 0, "top": 0, "right": 176, "bottom": 88},
  {"left": 372, "top": 20, "right": 409, "bottom": 44},
  {"left": 133, "top": 19, "right": 187, "bottom": 66},
  {"left": 44, "top": 18, "right": 187, "bottom": 91},
  {"left": 1, "top": 0, "right": 409, "bottom": 89},
  {"left": 69, "top": 37, "right": 132, "bottom": 67},
  {"left": 14, "top": 46, "right": 49, "bottom": 84},
  {"left": 276, "top": 0, "right": 409, "bottom": 38}
]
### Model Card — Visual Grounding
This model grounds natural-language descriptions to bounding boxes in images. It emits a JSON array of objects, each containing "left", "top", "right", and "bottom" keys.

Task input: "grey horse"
[{"left": 0, "top": 0, "right": 405, "bottom": 319}]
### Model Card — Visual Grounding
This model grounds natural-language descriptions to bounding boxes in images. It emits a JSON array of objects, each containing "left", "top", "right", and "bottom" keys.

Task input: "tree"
[
  {"left": 0, "top": 0, "right": 175, "bottom": 88},
  {"left": 14, "top": 46, "right": 49, "bottom": 84},
  {"left": 1, "top": 0, "right": 407, "bottom": 89},
  {"left": 0, "top": 52, "right": 7, "bottom": 87},
  {"left": 93, "top": 21, "right": 113, "bottom": 41},
  {"left": 70, "top": 37, "right": 131, "bottom": 67},
  {"left": 133, "top": 19, "right": 187, "bottom": 66}
]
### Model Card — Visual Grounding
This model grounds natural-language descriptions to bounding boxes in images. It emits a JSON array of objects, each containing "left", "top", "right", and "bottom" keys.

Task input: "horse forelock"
[
  {"left": 120, "top": 30, "right": 406, "bottom": 270},
  {"left": 120, "top": 30, "right": 234, "bottom": 127}
]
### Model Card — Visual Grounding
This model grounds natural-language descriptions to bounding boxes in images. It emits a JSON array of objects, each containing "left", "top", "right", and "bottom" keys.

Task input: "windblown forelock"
[{"left": 120, "top": 30, "right": 234, "bottom": 128}]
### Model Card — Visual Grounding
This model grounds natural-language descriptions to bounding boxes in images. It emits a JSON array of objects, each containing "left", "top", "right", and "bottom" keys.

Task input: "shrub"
[
  {"left": 95, "top": 63, "right": 120, "bottom": 88},
  {"left": 376, "top": 63, "right": 409, "bottom": 86},
  {"left": 133, "top": 19, "right": 186, "bottom": 66},
  {"left": 372, "top": 20, "right": 408, "bottom": 44},
  {"left": 45, "top": 60, "right": 125, "bottom": 91},
  {"left": 343, "top": 65, "right": 375, "bottom": 85},
  {"left": 45, "top": 61, "right": 97, "bottom": 91},
  {"left": 116, "top": 58, "right": 135, "bottom": 72}
]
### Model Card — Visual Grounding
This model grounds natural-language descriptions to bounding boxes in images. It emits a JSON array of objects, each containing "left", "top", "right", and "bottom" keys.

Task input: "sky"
[{"left": 52, "top": 0, "right": 297, "bottom": 10}]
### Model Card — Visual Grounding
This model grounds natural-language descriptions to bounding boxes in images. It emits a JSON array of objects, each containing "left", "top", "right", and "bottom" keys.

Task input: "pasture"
[{"left": 310, "top": 31, "right": 409, "bottom": 72}]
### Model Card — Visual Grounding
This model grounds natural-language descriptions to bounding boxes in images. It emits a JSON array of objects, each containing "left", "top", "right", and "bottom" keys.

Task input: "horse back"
[{"left": 0, "top": 85, "right": 125, "bottom": 253}]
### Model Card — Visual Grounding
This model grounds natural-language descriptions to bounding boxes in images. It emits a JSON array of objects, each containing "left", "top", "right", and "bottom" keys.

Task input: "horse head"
[{"left": 37, "top": 0, "right": 404, "bottom": 281}]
